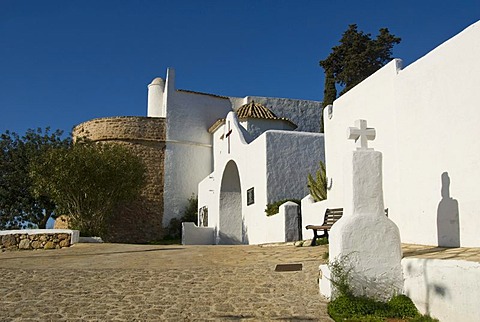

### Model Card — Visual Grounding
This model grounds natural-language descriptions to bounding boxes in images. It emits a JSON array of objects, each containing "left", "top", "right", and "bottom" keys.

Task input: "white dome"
[{"left": 150, "top": 77, "right": 164, "bottom": 85}]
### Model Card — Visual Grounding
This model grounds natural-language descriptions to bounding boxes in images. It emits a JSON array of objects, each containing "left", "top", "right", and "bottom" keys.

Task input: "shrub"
[
  {"left": 316, "top": 237, "right": 329, "bottom": 245},
  {"left": 265, "top": 199, "right": 300, "bottom": 216},
  {"left": 386, "top": 295, "right": 421, "bottom": 318},
  {"left": 307, "top": 161, "right": 328, "bottom": 202},
  {"left": 166, "top": 195, "right": 198, "bottom": 239},
  {"left": 328, "top": 295, "right": 387, "bottom": 321},
  {"left": 328, "top": 294, "right": 424, "bottom": 321},
  {"left": 30, "top": 141, "right": 145, "bottom": 238},
  {"left": 326, "top": 256, "right": 437, "bottom": 321}
]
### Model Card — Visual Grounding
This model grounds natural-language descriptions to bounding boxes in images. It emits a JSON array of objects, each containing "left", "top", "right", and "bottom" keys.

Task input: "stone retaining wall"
[
  {"left": 73, "top": 116, "right": 166, "bottom": 243},
  {"left": 0, "top": 230, "right": 79, "bottom": 251}
]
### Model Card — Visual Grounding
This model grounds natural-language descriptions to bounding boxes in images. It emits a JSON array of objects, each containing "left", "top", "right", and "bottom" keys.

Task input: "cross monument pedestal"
[{"left": 319, "top": 119, "right": 403, "bottom": 302}]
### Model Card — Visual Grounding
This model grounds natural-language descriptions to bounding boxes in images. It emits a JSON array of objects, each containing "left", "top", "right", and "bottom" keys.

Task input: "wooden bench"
[
  {"left": 306, "top": 208, "right": 389, "bottom": 246},
  {"left": 305, "top": 208, "right": 343, "bottom": 246}
]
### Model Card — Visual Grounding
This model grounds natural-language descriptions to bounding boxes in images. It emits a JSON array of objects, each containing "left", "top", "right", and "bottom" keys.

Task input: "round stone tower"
[{"left": 73, "top": 116, "right": 166, "bottom": 243}]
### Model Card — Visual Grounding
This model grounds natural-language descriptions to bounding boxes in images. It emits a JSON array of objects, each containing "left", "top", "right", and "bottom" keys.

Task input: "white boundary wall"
[
  {"left": 402, "top": 258, "right": 480, "bottom": 322},
  {"left": 182, "top": 222, "right": 215, "bottom": 245},
  {"left": 321, "top": 21, "right": 480, "bottom": 247}
]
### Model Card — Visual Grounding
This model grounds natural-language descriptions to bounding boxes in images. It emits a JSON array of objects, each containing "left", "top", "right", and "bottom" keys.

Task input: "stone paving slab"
[
  {"left": 402, "top": 243, "right": 480, "bottom": 262},
  {"left": 0, "top": 243, "right": 333, "bottom": 321}
]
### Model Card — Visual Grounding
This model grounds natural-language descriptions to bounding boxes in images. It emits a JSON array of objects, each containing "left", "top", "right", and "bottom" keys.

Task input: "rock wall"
[
  {"left": 1, "top": 233, "right": 73, "bottom": 251},
  {"left": 73, "top": 116, "right": 166, "bottom": 243},
  {"left": 54, "top": 215, "right": 70, "bottom": 229}
]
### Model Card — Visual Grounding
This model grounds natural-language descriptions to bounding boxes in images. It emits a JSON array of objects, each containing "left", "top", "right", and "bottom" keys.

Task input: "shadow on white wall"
[{"left": 437, "top": 172, "right": 460, "bottom": 247}]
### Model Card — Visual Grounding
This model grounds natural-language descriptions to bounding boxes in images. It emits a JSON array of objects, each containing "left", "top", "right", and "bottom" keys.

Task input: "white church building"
[
  {"left": 146, "top": 68, "right": 325, "bottom": 243},
  {"left": 76, "top": 20, "right": 480, "bottom": 321},
  {"left": 196, "top": 103, "right": 324, "bottom": 245},
  {"left": 74, "top": 67, "right": 324, "bottom": 243}
]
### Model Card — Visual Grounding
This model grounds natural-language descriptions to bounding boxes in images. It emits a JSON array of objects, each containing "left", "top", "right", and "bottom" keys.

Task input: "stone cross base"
[{"left": 324, "top": 150, "right": 403, "bottom": 301}]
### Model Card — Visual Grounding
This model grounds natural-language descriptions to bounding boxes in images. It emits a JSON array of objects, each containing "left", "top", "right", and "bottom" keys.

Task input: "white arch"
[{"left": 218, "top": 160, "right": 243, "bottom": 244}]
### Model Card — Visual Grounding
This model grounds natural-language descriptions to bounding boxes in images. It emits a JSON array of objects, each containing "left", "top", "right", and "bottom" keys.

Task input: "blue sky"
[{"left": 1, "top": 1, "right": 479, "bottom": 136}]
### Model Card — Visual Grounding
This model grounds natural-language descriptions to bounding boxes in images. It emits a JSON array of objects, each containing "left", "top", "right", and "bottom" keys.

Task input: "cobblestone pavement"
[
  {"left": 0, "top": 243, "right": 333, "bottom": 321},
  {"left": 402, "top": 243, "right": 480, "bottom": 262}
]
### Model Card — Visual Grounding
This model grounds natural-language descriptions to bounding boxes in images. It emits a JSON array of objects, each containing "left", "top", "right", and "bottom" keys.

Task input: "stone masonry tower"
[{"left": 72, "top": 115, "right": 166, "bottom": 243}]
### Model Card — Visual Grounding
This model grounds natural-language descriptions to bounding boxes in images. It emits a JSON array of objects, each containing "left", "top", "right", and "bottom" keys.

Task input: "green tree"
[
  {"left": 30, "top": 141, "right": 145, "bottom": 237},
  {"left": 320, "top": 24, "right": 401, "bottom": 98},
  {"left": 0, "top": 128, "right": 71, "bottom": 229},
  {"left": 321, "top": 69, "right": 337, "bottom": 132},
  {"left": 322, "top": 69, "right": 337, "bottom": 108}
]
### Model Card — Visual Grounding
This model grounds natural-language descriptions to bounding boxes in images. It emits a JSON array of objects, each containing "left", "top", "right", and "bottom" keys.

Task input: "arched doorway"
[{"left": 218, "top": 160, "right": 243, "bottom": 244}]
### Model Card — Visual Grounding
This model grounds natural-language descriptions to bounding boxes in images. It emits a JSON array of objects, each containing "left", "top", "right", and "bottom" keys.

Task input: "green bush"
[
  {"left": 166, "top": 195, "right": 198, "bottom": 239},
  {"left": 316, "top": 237, "right": 329, "bottom": 245},
  {"left": 327, "top": 256, "right": 438, "bottom": 322},
  {"left": 328, "top": 294, "right": 424, "bottom": 321},
  {"left": 408, "top": 316, "right": 439, "bottom": 322},
  {"left": 307, "top": 161, "right": 328, "bottom": 202},
  {"left": 30, "top": 141, "right": 145, "bottom": 238},
  {"left": 265, "top": 199, "right": 300, "bottom": 216},
  {"left": 386, "top": 295, "right": 421, "bottom": 318}
]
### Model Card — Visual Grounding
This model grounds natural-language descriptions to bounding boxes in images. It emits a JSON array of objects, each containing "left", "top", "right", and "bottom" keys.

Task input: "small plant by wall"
[
  {"left": 265, "top": 199, "right": 300, "bottom": 216},
  {"left": 327, "top": 256, "right": 439, "bottom": 322},
  {"left": 307, "top": 161, "right": 328, "bottom": 202},
  {"left": 166, "top": 195, "right": 198, "bottom": 240},
  {"left": 315, "top": 237, "right": 329, "bottom": 246}
]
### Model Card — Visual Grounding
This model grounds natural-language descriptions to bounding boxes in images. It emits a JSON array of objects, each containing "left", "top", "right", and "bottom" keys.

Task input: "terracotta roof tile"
[
  {"left": 207, "top": 101, "right": 298, "bottom": 133},
  {"left": 236, "top": 101, "right": 278, "bottom": 119}
]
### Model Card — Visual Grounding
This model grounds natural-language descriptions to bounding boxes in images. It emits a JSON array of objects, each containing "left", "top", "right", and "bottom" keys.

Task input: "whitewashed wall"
[
  {"left": 322, "top": 21, "right": 480, "bottom": 247},
  {"left": 240, "top": 118, "right": 295, "bottom": 141},
  {"left": 402, "top": 258, "right": 480, "bottom": 322},
  {"left": 162, "top": 69, "right": 232, "bottom": 226},
  {"left": 232, "top": 96, "right": 323, "bottom": 133},
  {"left": 266, "top": 131, "right": 325, "bottom": 203},
  {"left": 301, "top": 196, "right": 329, "bottom": 239},
  {"left": 198, "top": 112, "right": 325, "bottom": 245},
  {"left": 153, "top": 68, "right": 323, "bottom": 231}
]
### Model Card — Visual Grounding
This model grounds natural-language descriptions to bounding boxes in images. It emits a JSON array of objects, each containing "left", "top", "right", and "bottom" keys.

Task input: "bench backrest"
[
  {"left": 323, "top": 207, "right": 389, "bottom": 228},
  {"left": 323, "top": 208, "right": 343, "bottom": 227}
]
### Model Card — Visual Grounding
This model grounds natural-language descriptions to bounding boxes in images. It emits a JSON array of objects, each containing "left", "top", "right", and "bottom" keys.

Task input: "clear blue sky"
[{"left": 1, "top": 1, "right": 479, "bottom": 136}]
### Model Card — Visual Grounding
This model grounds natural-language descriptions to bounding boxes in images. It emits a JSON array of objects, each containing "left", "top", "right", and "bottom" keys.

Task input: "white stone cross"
[
  {"left": 347, "top": 119, "right": 376, "bottom": 150},
  {"left": 225, "top": 121, "right": 233, "bottom": 154}
]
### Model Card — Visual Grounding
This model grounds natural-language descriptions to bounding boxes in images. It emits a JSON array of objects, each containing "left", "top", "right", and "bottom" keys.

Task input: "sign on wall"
[
  {"left": 199, "top": 206, "right": 208, "bottom": 227},
  {"left": 247, "top": 187, "right": 254, "bottom": 206}
]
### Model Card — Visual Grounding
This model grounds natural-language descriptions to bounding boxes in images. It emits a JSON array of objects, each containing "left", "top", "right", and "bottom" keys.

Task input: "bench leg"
[{"left": 311, "top": 229, "right": 318, "bottom": 246}]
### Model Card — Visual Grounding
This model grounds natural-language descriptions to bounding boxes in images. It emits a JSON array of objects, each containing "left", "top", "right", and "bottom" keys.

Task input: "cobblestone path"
[{"left": 0, "top": 243, "right": 332, "bottom": 321}]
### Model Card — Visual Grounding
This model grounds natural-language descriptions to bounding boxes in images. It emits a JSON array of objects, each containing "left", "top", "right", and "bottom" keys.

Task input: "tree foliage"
[
  {"left": 30, "top": 141, "right": 145, "bottom": 237},
  {"left": 0, "top": 128, "right": 71, "bottom": 229},
  {"left": 320, "top": 24, "right": 401, "bottom": 102},
  {"left": 166, "top": 195, "right": 198, "bottom": 240},
  {"left": 321, "top": 69, "right": 337, "bottom": 132},
  {"left": 322, "top": 69, "right": 337, "bottom": 109}
]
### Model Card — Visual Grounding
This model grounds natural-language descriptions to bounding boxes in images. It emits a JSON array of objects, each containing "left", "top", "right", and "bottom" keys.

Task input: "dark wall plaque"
[
  {"left": 199, "top": 206, "right": 208, "bottom": 227},
  {"left": 247, "top": 187, "right": 254, "bottom": 205}
]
